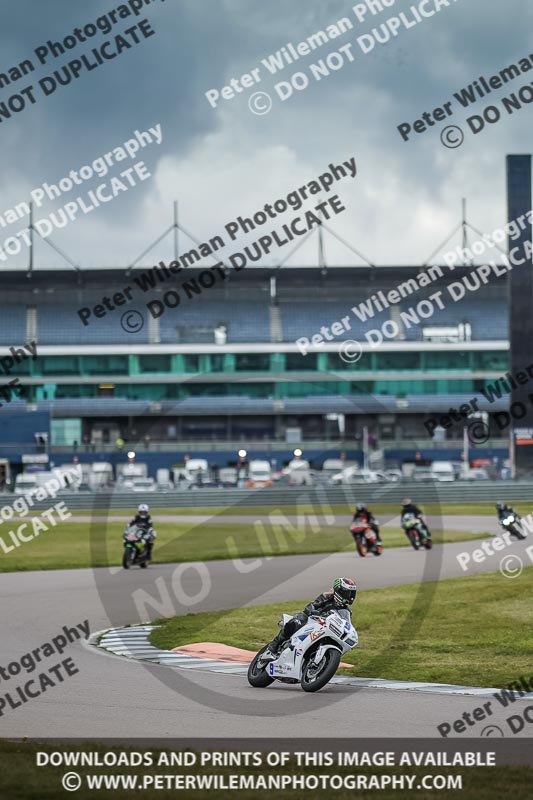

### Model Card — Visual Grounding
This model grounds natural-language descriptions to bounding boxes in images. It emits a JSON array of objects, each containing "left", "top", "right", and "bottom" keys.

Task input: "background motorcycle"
[
  {"left": 122, "top": 524, "right": 150, "bottom": 569},
  {"left": 402, "top": 513, "right": 432, "bottom": 551},
  {"left": 499, "top": 512, "right": 527, "bottom": 540},
  {"left": 247, "top": 608, "right": 358, "bottom": 693},
  {"left": 350, "top": 522, "right": 383, "bottom": 557}
]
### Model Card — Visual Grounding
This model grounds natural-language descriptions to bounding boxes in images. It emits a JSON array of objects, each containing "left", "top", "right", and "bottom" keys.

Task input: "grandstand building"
[{"left": 0, "top": 263, "right": 510, "bottom": 475}]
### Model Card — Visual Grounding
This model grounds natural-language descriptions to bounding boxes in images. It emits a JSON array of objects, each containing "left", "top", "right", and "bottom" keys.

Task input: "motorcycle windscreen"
[{"left": 336, "top": 608, "right": 352, "bottom": 621}]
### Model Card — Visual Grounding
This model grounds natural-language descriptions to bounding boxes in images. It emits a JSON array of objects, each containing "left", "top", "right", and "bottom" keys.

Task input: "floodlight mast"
[
  {"left": 124, "top": 201, "right": 230, "bottom": 280},
  {"left": 26, "top": 201, "right": 81, "bottom": 279},
  {"left": 421, "top": 198, "right": 508, "bottom": 268},
  {"left": 27, "top": 202, "right": 33, "bottom": 280},
  {"left": 174, "top": 201, "right": 179, "bottom": 264}
]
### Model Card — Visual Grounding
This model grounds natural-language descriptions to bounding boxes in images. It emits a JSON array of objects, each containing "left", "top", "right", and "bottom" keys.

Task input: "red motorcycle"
[{"left": 350, "top": 521, "right": 383, "bottom": 557}]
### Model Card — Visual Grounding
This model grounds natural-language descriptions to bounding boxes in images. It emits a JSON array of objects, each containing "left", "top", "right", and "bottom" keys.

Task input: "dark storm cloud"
[
  {"left": 1, "top": 0, "right": 531, "bottom": 178},
  {"left": 0, "top": 0, "right": 532, "bottom": 268},
  {"left": 0, "top": 1, "right": 243, "bottom": 198}
]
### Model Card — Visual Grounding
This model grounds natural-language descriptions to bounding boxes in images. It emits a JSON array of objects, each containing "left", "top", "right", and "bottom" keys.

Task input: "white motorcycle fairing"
[{"left": 266, "top": 609, "right": 358, "bottom": 681}]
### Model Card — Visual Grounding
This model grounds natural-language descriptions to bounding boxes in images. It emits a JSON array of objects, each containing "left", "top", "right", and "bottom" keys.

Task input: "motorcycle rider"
[
  {"left": 400, "top": 498, "right": 431, "bottom": 540},
  {"left": 351, "top": 503, "right": 382, "bottom": 544},
  {"left": 265, "top": 577, "right": 357, "bottom": 658},
  {"left": 128, "top": 503, "right": 156, "bottom": 561},
  {"left": 496, "top": 502, "right": 520, "bottom": 523},
  {"left": 496, "top": 503, "right": 522, "bottom": 524},
  {"left": 496, "top": 501, "right": 527, "bottom": 540}
]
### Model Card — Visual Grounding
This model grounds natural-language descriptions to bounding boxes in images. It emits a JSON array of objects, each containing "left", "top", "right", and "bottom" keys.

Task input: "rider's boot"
[{"left": 265, "top": 631, "right": 286, "bottom": 658}]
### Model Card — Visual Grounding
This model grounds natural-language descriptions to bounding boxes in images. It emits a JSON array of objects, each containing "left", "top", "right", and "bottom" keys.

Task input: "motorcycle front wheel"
[
  {"left": 122, "top": 547, "right": 135, "bottom": 569},
  {"left": 408, "top": 532, "right": 420, "bottom": 551},
  {"left": 356, "top": 538, "right": 367, "bottom": 557},
  {"left": 301, "top": 648, "right": 341, "bottom": 693},
  {"left": 247, "top": 646, "right": 275, "bottom": 688},
  {"left": 509, "top": 525, "right": 526, "bottom": 540}
]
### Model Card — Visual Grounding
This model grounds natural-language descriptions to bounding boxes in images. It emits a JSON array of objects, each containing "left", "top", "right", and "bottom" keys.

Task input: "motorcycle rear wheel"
[
  {"left": 247, "top": 646, "right": 275, "bottom": 688},
  {"left": 301, "top": 648, "right": 341, "bottom": 693}
]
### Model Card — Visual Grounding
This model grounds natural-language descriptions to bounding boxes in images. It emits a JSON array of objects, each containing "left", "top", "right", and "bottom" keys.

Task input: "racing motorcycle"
[
  {"left": 402, "top": 513, "right": 432, "bottom": 551},
  {"left": 247, "top": 608, "right": 358, "bottom": 693},
  {"left": 122, "top": 524, "right": 151, "bottom": 569},
  {"left": 350, "top": 520, "right": 383, "bottom": 557},
  {"left": 498, "top": 511, "right": 527, "bottom": 540}
]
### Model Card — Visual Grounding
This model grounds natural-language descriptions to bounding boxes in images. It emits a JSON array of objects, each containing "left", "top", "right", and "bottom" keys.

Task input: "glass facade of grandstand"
[
  {"left": 0, "top": 268, "right": 509, "bottom": 449},
  {"left": 19, "top": 350, "right": 507, "bottom": 401}
]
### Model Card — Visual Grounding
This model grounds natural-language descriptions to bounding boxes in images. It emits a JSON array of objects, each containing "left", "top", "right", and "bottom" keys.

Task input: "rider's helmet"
[
  {"left": 138, "top": 503, "right": 149, "bottom": 520},
  {"left": 401, "top": 498, "right": 412, "bottom": 507},
  {"left": 332, "top": 577, "right": 357, "bottom": 606},
  {"left": 496, "top": 502, "right": 505, "bottom": 512},
  {"left": 355, "top": 503, "right": 366, "bottom": 513}
]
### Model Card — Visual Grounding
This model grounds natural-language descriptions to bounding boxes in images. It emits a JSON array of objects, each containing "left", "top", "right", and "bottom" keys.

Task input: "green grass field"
[
  {"left": 69, "top": 501, "right": 530, "bottom": 517},
  {"left": 0, "top": 513, "right": 488, "bottom": 572},
  {"left": 150, "top": 567, "right": 533, "bottom": 687},
  {"left": 1, "top": 740, "right": 531, "bottom": 800}
]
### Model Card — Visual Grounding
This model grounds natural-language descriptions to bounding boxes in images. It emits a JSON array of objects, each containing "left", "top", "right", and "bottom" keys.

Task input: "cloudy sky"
[{"left": 1, "top": 0, "right": 533, "bottom": 270}]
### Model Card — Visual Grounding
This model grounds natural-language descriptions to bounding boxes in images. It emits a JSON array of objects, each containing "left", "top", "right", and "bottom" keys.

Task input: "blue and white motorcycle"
[{"left": 247, "top": 609, "right": 358, "bottom": 693}]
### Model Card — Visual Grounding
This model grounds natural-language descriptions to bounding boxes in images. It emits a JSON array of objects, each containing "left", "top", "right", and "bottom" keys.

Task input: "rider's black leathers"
[
  {"left": 401, "top": 504, "right": 430, "bottom": 538},
  {"left": 498, "top": 506, "right": 520, "bottom": 523},
  {"left": 267, "top": 592, "right": 351, "bottom": 654},
  {"left": 401, "top": 503, "right": 423, "bottom": 518},
  {"left": 129, "top": 514, "right": 155, "bottom": 559}
]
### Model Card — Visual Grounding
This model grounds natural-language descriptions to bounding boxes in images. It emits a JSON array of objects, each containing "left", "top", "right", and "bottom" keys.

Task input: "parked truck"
[{"left": 245, "top": 460, "right": 272, "bottom": 488}]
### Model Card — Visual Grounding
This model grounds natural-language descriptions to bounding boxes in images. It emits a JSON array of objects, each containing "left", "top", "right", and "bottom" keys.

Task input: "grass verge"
[
  {"left": 69, "top": 502, "right": 527, "bottom": 517},
  {"left": 150, "top": 567, "right": 533, "bottom": 687},
  {"left": 0, "top": 515, "right": 487, "bottom": 572}
]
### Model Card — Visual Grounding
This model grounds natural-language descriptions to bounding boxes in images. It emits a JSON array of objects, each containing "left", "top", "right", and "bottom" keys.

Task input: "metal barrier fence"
[
  {"left": 1, "top": 481, "right": 531, "bottom": 510},
  {"left": 46, "top": 437, "right": 510, "bottom": 454}
]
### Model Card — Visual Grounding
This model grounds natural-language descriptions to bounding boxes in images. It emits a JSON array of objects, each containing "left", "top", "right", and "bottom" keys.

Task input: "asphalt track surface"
[
  {"left": 67, "top": 514, "right": 501, "bottom": 531},
  {"left": 2, "top": 516, "right": 532, "bottom": 741}
]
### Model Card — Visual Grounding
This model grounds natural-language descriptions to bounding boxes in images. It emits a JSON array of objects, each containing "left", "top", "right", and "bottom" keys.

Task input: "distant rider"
[
  {"left": 400, "top": 498, "right": 431, "bottom": 539},
  {"left": 265, "top": 577, "right": 357, "bottom": 657},
  {"left": 496, "top": 502, "right": 520, "bottom": 523},
  {"left": 351, "top": 503, "right": 382, "bottom": 544},
  {"left": 129, "top": 503, "right": 156, "bottom": 561}
]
